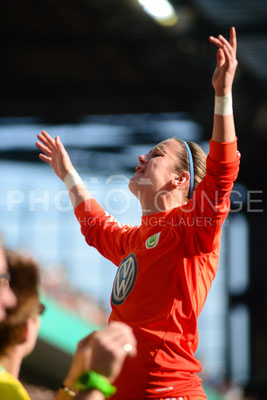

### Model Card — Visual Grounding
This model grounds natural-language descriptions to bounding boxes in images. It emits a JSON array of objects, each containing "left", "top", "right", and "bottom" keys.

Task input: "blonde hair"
[{"left": 172, "top": 139, "right": 207, "bottom": 201}]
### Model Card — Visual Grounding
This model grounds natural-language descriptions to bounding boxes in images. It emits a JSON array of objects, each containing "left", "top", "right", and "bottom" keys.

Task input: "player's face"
[
  {"left": 0, "top": 245, "right": 17, "bottom": 321},
  {"left": 129, "top": 139, "right": 182, "bottom": 199}
]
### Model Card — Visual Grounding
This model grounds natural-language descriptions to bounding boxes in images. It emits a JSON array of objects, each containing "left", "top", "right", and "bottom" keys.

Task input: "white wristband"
[
  {"left": 64, "top": 169, "right": 83, "bottom": 191},
  {"left": 214, "top": 93, "right": 233, "bottom": 115}
]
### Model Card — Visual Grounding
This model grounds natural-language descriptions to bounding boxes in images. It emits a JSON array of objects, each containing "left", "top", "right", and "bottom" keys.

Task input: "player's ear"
[{"left": 171, "top": 171, "right": 190, "bottom": 188}]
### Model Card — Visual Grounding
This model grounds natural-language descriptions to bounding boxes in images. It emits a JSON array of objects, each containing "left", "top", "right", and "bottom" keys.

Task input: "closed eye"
[
  {"left": 149, "top": 146, "right": 165, "bottom": 158},
  {"left": 151, "top": 151, "right": 163, "bottom": 157}
]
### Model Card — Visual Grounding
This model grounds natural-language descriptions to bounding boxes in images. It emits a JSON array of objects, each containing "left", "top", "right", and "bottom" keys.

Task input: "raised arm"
[
  {"left": 209, "top": 26, "right": 238, "bottom": 143},
  {"left": 36, "top": 130, "right": 91, "bottom": 209},
  {"left": 37, "top": 130, "right": 133, "bottom": 265}
]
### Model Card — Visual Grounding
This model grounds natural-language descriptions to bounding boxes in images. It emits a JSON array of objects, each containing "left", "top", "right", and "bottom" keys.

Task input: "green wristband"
[{"left": 76, "top": 371, "right": 116, "bottom": 399}]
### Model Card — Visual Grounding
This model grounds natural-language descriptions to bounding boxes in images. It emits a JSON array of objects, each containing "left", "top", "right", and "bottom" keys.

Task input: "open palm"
[
  {"left": 36, "top": 130, "right": 74, "bottom": 181},
  {"left": 209, "top": 27, "right": 238, "bottom": 96}
]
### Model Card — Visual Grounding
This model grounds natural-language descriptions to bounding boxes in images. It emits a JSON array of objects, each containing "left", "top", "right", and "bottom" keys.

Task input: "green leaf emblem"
[{"left": 145, "top": 232, "right": 161, "bottom": 249}]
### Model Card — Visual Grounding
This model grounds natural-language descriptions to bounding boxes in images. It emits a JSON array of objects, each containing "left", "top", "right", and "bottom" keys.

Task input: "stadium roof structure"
[
  {"left": 1, "top": 0, "right": 267, "bottom": 182},
  {"left": 1, "top": 0, "right": 267, "bottom": 130}
]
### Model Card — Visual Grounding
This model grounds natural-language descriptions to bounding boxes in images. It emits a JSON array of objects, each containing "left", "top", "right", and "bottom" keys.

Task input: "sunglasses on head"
[
  {"left": 0, "top": 272, "right": 11, "bottom": 289},
  {"left": 38, "top": 303, "right": 46, "bottom": 316}
]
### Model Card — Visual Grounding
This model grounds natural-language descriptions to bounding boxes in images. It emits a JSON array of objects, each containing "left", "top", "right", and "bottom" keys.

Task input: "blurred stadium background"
[{"left": 0, "top": 0, "right": 267, "bottom": 399}]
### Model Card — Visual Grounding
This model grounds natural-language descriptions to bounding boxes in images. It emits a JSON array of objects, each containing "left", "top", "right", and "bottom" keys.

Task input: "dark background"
[{"left": 1, "top": 0, "right": 267, "bottom": 397}]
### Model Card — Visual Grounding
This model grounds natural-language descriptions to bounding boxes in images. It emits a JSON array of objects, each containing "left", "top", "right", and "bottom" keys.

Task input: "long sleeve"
[
  {"left": 74, "top": 198, "right": 137, "bottom": 266},
  {"left": 180, "top": 139, "right": 240, "bottom": 255}
]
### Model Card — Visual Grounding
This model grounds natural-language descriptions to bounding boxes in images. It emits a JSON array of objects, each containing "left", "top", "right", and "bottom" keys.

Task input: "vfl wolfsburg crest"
[
  {"left": 111, "top": 253, "right": 137, "bottom": 306},
  {"left": 145, "top": 232, "right": 161, "bottom": 249}
]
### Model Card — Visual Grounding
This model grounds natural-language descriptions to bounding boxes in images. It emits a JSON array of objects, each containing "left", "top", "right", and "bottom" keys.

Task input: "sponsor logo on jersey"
[
  {"left": 111, "top": 253, "right": 137, "bottom": 306},
  {"left": 145, "top": 232, "right": 161, "bottom": 249}
]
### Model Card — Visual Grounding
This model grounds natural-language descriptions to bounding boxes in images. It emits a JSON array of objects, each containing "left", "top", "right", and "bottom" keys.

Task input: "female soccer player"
[{"left": 36, "top": 27, "right": 240, "bottom": 400}]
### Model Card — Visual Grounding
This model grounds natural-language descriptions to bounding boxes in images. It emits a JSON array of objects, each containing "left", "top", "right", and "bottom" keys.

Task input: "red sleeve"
[
  {"left": 74, "top": 199, "right": 136, "bottom": 266},
  {"left": 179, "top": 139, "right": 240, "bottom": 255},
  {"left": 209, "top": 138, "right": 239, "bottom": 162}
]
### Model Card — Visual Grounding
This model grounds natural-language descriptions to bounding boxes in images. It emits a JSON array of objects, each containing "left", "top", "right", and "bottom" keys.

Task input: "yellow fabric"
[{"left": 0, "top": 370, "right": 31, "bottom": 400}]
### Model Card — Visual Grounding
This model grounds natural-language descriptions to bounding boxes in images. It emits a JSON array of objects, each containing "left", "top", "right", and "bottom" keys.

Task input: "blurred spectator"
[
  {"left": 0, "top": 238, "right": 16, "bottom": 321},
  {"left": 0, "top": 250, "right": 44, "bottom": 399},
  {"left": 40, "top": 266, "right": 108, "bottom": 325},
  {"left": 0, "top": 250, "right": 137, "bottom": 400}
]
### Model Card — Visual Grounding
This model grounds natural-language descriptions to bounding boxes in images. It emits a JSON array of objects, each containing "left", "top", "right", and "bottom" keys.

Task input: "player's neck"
[{"left": 140, "top": 192, "right": 183, "bottom": 216}]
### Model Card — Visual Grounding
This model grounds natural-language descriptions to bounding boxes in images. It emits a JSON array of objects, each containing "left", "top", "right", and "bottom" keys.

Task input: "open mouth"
[{"left": 135, "top": 165, "right": 145, "bottom": 174}]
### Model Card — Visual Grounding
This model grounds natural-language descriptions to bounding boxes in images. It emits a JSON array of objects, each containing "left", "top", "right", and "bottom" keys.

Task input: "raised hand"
[
  {"left": 36, "top": 130, "right": 74, "bottom": 181},
  {"left": 209, "top": 27, "right": 238, "bottom": 96}
]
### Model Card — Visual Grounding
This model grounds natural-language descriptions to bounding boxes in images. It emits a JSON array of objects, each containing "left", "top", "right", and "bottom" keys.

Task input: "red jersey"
[{"left": 75, "top": 139, "right": 240, "bottom": 399}]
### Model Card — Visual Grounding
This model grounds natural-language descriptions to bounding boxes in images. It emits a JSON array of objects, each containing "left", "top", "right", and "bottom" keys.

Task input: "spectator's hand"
[
  {"left": 209, "top": 26, "right": 238, "bottom": 96},
  {"left": 63, "top": 322, "right": 137, "bottom": 391},
  {"left": 63, "top": 332, "right": 94, "bottom": 391},
  {"left": 88, "top": 321, "right": 137, "bottom": 382},
  {"left": 36, "top": 131, "right": 74, "bottom": 181}
]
